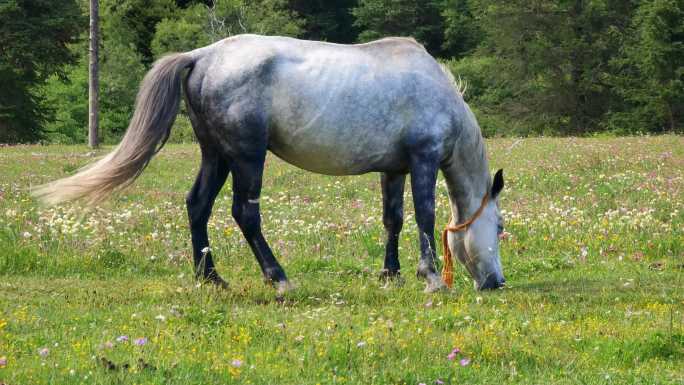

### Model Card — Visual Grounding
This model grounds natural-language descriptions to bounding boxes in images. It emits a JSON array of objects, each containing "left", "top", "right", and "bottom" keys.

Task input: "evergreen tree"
[
  {"left": 288, "top": 0, "right": 359, "bottom": 43},
  {"left": 353, "top": 0, "right": 446, "bottom": 56},
  {"left": 469, "top": 0, "right": 635, "bottom": 134},
  {"left": 609, "top": 0, "right": 684, "bottom": 133},
  {"left": 0, "top": 0, "right": 84, "bottom": 143},
  {"left": 442, "top": 0, "right": 482, "bottom": 58}
]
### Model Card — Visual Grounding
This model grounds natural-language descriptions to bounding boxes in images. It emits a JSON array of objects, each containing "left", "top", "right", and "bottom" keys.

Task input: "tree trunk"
[{"left": 88, "top": 0, "right": 99, "bottom": 148}]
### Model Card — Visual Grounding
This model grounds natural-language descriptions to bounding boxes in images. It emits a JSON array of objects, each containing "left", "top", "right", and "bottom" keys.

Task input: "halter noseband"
[{"left": 441, "top": 192, "right": 489, "bottom": 288}]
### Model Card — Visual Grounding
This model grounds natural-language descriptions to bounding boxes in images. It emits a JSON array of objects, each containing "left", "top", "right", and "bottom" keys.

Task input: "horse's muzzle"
[{"left": 478, "top": 275, "right": 505, "bottom": 290}]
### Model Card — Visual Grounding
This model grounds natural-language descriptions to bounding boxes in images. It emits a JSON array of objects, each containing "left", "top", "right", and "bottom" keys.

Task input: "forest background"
[{"left": 1, "top": 0, "right": 682, "bottom": 144}]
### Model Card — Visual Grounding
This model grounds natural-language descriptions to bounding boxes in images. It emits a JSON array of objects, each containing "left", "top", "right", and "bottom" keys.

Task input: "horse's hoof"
[
  {"left": 423, "top": 274, "right": 447, "bottom": 293},
  {"left": 378, "top": 268, "right": 401, "bottom": 280},
  {"left": 207, "top": 275, "right": 229, "bottom": 290},
  {"left": 379, "top": 270, "right": 405, "bottom": 289},
  {"left": 275, "top": 280, "right": 296, "bottom": 297}
]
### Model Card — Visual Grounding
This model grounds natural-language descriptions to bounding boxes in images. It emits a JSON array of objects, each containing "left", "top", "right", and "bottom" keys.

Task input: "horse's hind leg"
[
  {"left": 409, "top": 154, "right": 447, "bottom": 293},
  {"left": 186, "top": 151, "right": 231, "bottom": 287},
  {"left": 379, "top": 172, "right": 406, "bottom": 280},
  {"left": 230, "top": 156, "right": 291, "bottom": 295}
]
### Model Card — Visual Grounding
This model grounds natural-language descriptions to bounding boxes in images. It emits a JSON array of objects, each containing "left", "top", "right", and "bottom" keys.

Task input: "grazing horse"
[{"left": 35, "top": 35, "right": 506, "bottom": 294}]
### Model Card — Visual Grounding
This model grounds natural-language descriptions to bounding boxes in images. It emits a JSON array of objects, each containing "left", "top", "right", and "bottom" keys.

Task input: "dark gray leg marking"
[
  {"left": 380, "top": 172, "right": 405, "bottom": 280},
  {"left": 186, "top": 152, "right": 231, "bottom": 287},
  {"left": 410, "top": 155, "right": 446, "bottom": 292},
  {"left": 231, "top": 156, "right": 289, "bottom": 289}
]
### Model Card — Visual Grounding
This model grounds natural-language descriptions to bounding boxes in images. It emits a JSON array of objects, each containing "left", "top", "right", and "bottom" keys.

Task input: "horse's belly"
[{"left": 268, "top": 123, "right": 403, "bottom": 175}]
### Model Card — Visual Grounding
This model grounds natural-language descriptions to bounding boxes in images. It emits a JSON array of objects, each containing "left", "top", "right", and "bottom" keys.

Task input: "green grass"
[{"left": 0, "top": 136, "right": 682, "bottom": 384}]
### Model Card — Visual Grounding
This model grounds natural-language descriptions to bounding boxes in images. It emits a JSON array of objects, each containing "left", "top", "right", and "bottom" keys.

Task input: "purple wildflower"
[
  {"left": 134, "top": 337, "right": 147, "bottom": 346},
  {"left": 231, "top": 359, "right": 243, "bottom": 368},
  {"left": 38, "top": 347, "right": 49, "bottom": 358},
  {"left": 435, "top": 380, "right": 445, "bottom": 385},
  {"left": 116, "top": 335, "right": 129, "bottom": 343},
  {"left": 0, "top": 356, "right": 7, "bottom": 367},
  {"left": 459, "top": 358, "right": 471, "bottom": 366},
  {"left": 447, "top": 347, "right": 461, "bottom": 361}
]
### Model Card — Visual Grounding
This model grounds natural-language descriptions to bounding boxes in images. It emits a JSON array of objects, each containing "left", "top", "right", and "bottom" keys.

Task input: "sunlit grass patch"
[{"left": 0, "top": 136, "right": 682, "bottom": 384}]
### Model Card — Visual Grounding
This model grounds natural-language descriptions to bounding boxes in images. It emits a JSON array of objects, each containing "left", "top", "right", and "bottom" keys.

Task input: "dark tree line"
[{"left": 1, "top": 0, "right": 682, "bottom": 143}]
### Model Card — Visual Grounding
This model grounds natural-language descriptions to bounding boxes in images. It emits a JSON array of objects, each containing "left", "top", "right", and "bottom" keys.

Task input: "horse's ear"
[{"left": 491, "top": 169, "right": 504, "bottom": 198}]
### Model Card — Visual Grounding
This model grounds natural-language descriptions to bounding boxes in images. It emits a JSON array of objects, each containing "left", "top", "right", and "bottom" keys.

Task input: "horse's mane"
[
  {"left": 439, "top": 63, "right": 467, "bottom": 97},
  {"left": 438, "top": 63, "right": 487, "bottom": 169}
]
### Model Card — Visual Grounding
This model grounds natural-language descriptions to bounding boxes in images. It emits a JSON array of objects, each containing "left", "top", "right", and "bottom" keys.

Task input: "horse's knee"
[
  {"left": 186, "top": 193, "right": 209, "bottom": 229},
  {"left": 232, "top": 202, "right": 261, "bottom": 236},
  {"left": 383, "top": 212, "right": 403, "bottom": 234}
]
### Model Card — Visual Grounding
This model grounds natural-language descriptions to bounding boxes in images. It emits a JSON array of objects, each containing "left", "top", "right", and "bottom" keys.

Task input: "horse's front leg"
[
  {"left": 410, "top": 155, "right": 447, "bottom": 293},
  {"left": 186, "top": 152, "right": 231, "bottom": 287},
  {"left": 379, "top": 172, "right": 406, "bottom": 281},
  {"left": 230, "top": 156, "right": 292, "bottom": 296}
]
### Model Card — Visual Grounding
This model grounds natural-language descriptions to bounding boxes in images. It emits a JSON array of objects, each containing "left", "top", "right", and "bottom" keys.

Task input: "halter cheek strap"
[{"left": 441, "top": 192, "right": 489, "bottom": 288}]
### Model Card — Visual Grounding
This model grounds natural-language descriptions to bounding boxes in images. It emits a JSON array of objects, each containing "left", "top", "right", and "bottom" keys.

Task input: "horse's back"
[{"left": 187, "top": 35, "right": 461, "bottom": 175}]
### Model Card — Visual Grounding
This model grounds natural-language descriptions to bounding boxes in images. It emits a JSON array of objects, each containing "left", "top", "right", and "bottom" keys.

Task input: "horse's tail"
[{"left": 34, "top": 53, "right": 196, "bottom": 205}]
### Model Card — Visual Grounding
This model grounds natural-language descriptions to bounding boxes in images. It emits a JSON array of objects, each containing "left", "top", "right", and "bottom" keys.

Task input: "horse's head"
[{"left": 451, "top": 169, "right": 506, "bottom": 290}]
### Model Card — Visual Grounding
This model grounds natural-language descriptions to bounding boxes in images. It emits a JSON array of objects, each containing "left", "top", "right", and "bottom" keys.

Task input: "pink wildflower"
[{"left": 447, "top": 347, "right": 460, "bottom": 360}]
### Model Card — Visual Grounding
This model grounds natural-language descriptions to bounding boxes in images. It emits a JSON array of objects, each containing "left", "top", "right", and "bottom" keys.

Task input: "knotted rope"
[{"left": 441, "top": 192, "right": 489, "bottom": 288}]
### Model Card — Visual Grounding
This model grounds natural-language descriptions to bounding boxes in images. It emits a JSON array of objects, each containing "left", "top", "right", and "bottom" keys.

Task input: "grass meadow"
[{"left": 0, "top": 136, "right": 682, "bottom": 384}]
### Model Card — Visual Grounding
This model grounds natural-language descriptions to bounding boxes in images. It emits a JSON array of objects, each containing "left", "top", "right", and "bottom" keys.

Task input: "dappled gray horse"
[{"left": 36, "top": 34, "right": 505, "bottom": 293}]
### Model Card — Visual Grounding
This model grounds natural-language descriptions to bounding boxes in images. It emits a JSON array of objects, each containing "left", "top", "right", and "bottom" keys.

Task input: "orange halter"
[{"left": 441, "top": 192, "right": 489, "bottom": 288}]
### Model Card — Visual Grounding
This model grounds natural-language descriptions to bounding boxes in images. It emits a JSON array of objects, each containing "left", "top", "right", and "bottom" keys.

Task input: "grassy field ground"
[{"left": 0, "top": 136, "right": 682, "bottom": 384}]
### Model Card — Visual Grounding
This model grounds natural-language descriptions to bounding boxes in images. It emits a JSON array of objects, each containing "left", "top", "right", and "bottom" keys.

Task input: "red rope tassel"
[
  {"left": 442, "top": 228, "right": 454, "bottom": 288},
  {"left": 441, "top": 192, "right": 489, "bottom": 288}
]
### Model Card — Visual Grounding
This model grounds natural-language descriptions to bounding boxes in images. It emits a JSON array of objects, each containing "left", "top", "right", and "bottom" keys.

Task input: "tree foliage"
[
  {"left": 3, "top": 0, "right": 683, "bottom": 143},
  {"left": 608, "top": 0, "right": 684, "bottom": 133},
  {"left": 353, "top": 0, "right": 446, "bottom": 55},
  {"left": 0, "top": 0, "right": 84, "bottom": 143}
]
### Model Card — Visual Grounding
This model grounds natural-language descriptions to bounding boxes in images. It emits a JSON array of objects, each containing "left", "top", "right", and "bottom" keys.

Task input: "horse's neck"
[{"left": 443, "top": 130, "right": 490, "bottom": 224}]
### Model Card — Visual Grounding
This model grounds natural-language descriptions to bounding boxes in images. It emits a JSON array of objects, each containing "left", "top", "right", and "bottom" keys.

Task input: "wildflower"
[
  {"left": 103, "top": 341, "right": 114, "bottom": 349},
  {"left": 0, "top": 356, "right": 7, "bottom": 367},
  {"left": 38, "top": 347, "right": 49, "bottom": 358},
  {"left": 459, "top": 358, "right": 471, "bottom": 366},
  {"left": 435, "top": 380, "right": 445, "bottom": 385},
  {"left": 155, "top": 314, "right": 166, "bottom": 322},
  {"left": 116, "top": 335, "right": 129, "bottom": 343},
  {"left": 447, "top": 347, "right": 460, "bottom": 360},
  {"left": 22, "top": 231, "right": 31, "bottom": 238},
  {"left": 134, "top": 337, "right": 147, "bottom": 346},
  {"left": 231, "top": 359, "right": 243, "bottom": 368},
  {"left": 356, "top": 341, "right": 366, "bottom": 348}
]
